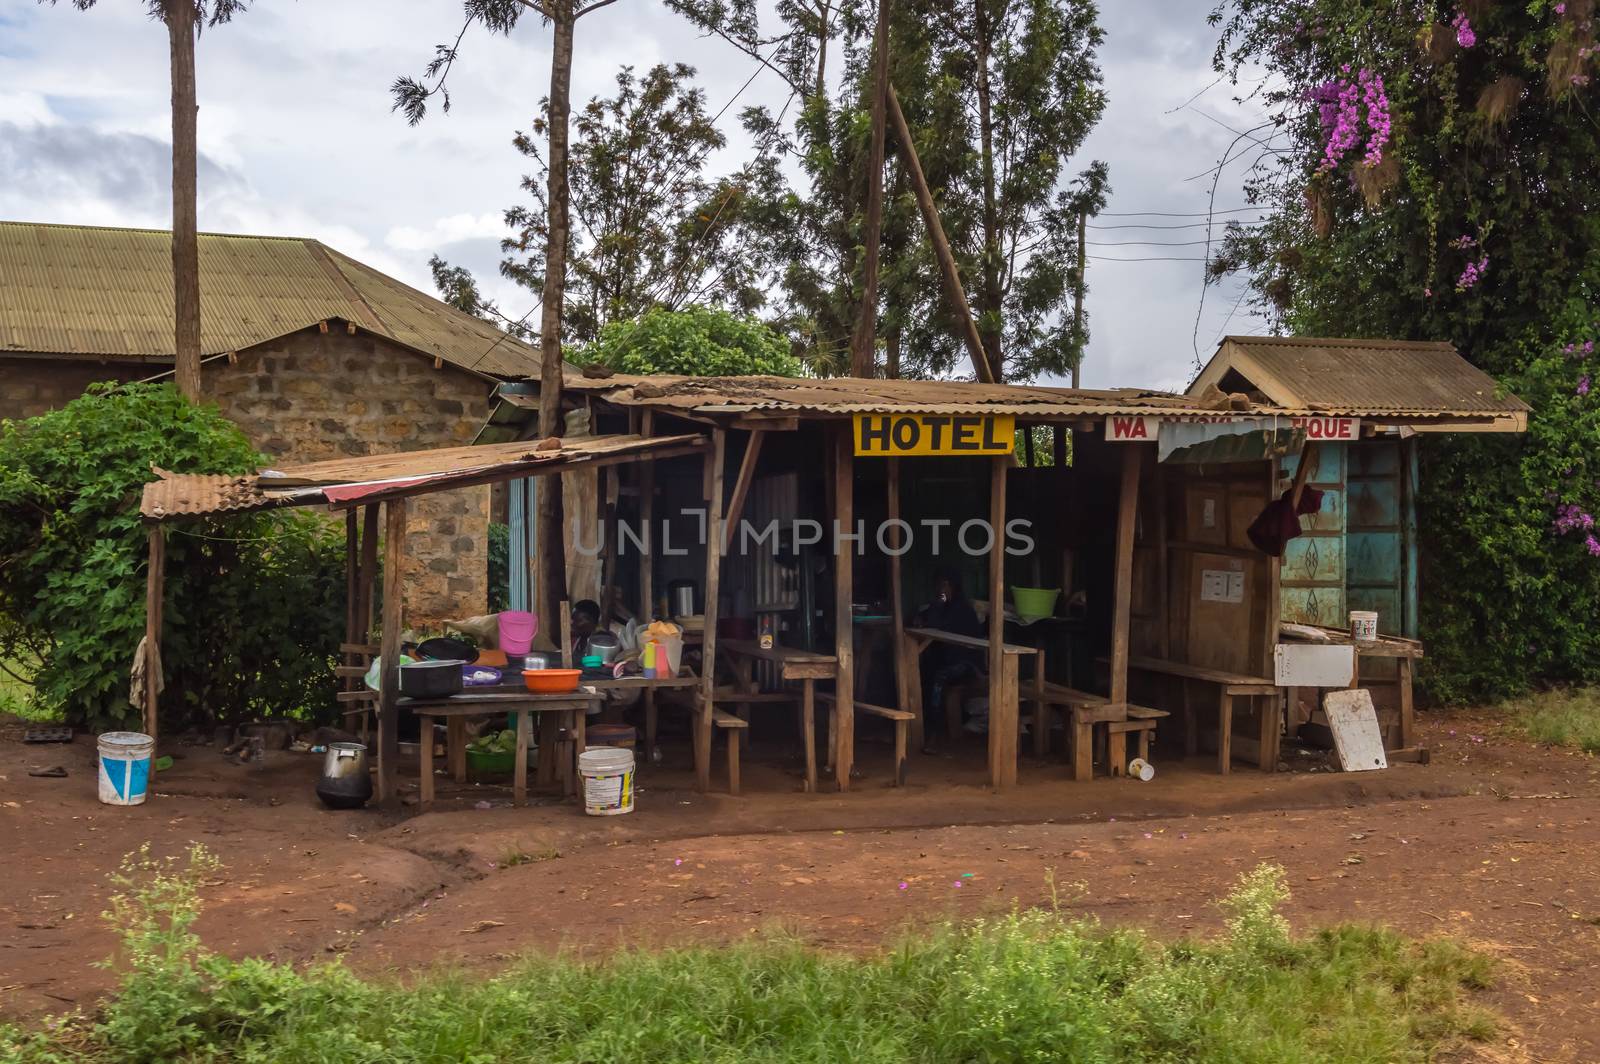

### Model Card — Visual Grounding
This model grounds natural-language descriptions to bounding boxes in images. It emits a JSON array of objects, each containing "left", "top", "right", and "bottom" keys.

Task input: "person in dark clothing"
[
  {"left": 915, "top": 570, "right": 984, "bottom": 753},
  {"left": 570, "top": 599, "right": 601, "bottom": 661}
]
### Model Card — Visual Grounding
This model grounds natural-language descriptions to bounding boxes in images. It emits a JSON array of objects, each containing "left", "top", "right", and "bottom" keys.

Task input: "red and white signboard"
[{"left": 1105, "top": 414, "right": 1360, "bottom": 442}]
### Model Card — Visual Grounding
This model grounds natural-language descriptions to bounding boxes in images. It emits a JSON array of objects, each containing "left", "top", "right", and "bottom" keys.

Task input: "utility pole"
[{"left": 1071, "top": 209, "right": 1086, "bottom": 389}]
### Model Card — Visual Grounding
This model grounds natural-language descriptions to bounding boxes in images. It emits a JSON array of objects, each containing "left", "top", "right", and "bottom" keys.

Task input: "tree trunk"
[
  {"left": 887, "top": 83, "right": 995, "bottom": 383},
  {"left": 537, "top": 5, "right": 577, "bottom": 626},
  {"left": 814, "top": 0, "right": 831, "bottom": 100},
  {"left": 885, "top": 323, "right": 901, "bottom": 379},
  {"left": 166, "top": 0, "right": 202, "bottom": 401},
  {"left": 972, "top": 4, "right": 1004, "bottom": 383},
  {"left": 848, "top": 0, "right": 890, "bottom": 379}
]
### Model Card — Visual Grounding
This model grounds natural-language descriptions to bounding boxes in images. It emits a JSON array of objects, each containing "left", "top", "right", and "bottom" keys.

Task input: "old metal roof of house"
[
  {"left": 552, "top": 372, "right": 1244, "bottom": 419},
  {"left": 140, "top": 433, "right": 707, "bottom": 521},
  {"left": 1191, "top": 336, "right": 1530, "bottom": 422},
  {"left": 0, "top": 220, "right": 542, "bottom": 379}
]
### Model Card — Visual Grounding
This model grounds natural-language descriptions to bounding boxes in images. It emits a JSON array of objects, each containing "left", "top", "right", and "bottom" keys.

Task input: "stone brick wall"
[
  {"left": 208, "top": 327, "right": 494, "bottom": 626},
  {"left": 0, "top": 356, "right": 146, "bottom": 421}
]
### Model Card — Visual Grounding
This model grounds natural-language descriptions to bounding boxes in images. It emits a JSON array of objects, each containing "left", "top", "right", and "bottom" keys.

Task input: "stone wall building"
[{"left": 0, "top": 220, "right": 545, "bottom": 624}]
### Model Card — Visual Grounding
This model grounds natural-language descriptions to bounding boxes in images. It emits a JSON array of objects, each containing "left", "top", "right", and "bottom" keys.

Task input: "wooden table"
[
  {"left": 719, "top": 639, "right": 837, "bottom": 793},
  {"left": 466, "top": 674, "right": 702, "bottom": 768},
  {"left": 402, "top": 689, "right": 602, "bottom": 809},
  {"left": 905, "top": 627, "right": 1036, "bottom": 789},
  {"left": 1121, "top": 656, "right": 1278, "bottom": 773},
  {"left": 1278, "top": 624, "right": 1424, "bottom": 754}
]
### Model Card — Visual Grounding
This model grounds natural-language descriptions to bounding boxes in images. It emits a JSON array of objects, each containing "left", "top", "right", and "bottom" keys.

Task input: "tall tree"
[
  {"left": 395, "top": 0, "right": 620, "bottom": 625},
  {"left": 1209, "top": 0, "right": 1600, "bottom": 700},
  {"left": 43, "top": 0, "right": 247, "bottom": 400},
  {"left": 691, "top": 0, "right": 1109, "bottom": 382},
  {"left": 435, "top": 63, "right": 781, "bottom": 346}
]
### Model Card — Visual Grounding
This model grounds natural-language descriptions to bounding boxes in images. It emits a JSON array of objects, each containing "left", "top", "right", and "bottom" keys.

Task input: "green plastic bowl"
[
  {"left": 466, "top": 747, "right": 515, "bottom": 777},
  {"left": 1011, "top": 586, "right": 1061, "bottom": 621}
]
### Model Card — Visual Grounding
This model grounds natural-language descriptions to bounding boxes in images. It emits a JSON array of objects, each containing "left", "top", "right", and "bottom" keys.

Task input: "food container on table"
[
  {"left": 587, "top": 631, "right": 621, "bottom": 664},
  {"left": 523, "top": 668, "right": 581, "bottom": 694},
  {"left": 461, "top": 664, "right": 503, "bottom": 687},
  {"left": 399, "top": 659, "right": 464, "bottom": 698},
  {"left": 520, "top": 653, "right": 551, "bottom": 671},
  {"left": 417, "top": 636, "right": 478, "bottom": 663}
]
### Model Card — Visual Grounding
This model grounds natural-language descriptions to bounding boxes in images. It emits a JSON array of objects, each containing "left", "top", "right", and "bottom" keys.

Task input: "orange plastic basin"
[{"left": 522, "top": 668, "right": 581, "bottom": 693}]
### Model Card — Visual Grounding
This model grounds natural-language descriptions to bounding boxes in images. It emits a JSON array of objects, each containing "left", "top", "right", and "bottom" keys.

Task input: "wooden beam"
[
  {"left": 344, "top": 510, "right": 358, "bottom": 652},
  {"left": 638, "top": 414, "right": 655, "bottom": 621},
  {"left": 722, "top": 429, "right": 766, "bottom": 552},
  {"left": 143, "top": 525, "right": 165, "bottom": 744},
  {"left": 886, "top": 82, "right": 995, "bottom": 383},
  {"left": 697, "top": 429, "right": 726, "bottom": 792},
  {"left": 377, "top": 498, "right": 406, "bottom": 807},
  {"left": 833, "top": 425, "right": 856, "bottom": 790},
  {"left": 887, "top": 458, "right": 916, "bottom": 747},
  {"left": 987, "top": 455, "right": 1015, "bottom": 789},
  {"left": 734, "top": 415, "right": 799, "bottom": 432},
  {"left": 1108, "top": 446, "right": 1143, "bottom": 708},
  {"left": 357, "top": 504, "right": 379, "bottom": 644}
]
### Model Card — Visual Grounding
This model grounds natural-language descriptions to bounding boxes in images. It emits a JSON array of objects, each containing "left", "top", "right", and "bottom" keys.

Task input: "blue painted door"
[
  {"left": 1278, "top": 443, "right": 1346, "bottom": 626},
  {"left": 1345, "top": 441, "right": 1412, "bottom": 636}
]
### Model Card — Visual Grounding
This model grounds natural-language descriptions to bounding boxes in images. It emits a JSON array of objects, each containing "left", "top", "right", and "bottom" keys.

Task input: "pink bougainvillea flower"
[
  {"left": 1557, "top": 2, "right": 1567, "bottom": 13},
  {"left": 1452, "top": 11, "right": 1476, "bottom": 47},
  {"left": 1579, "top": 375, "right": 1592, "bottom": 396}
]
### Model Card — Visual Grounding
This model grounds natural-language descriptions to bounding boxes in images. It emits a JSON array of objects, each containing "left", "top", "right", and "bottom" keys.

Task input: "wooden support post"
[
  {"left": 418, "top": 712, "right": 435, "bottom": 811},
  {"left": 723, "top": 429, "right": 766, "bottom": 552},
  {"left": 886, "top": 458, "right": 918, "bottom": 746},
  {"left": 357, "top": 505, "right": 379, "bottom": 640},
  {"left": 1109, "top": 445, "right": 1142, "bottom": 709},
  {"left": 377, "top": 498, "right": 406, "bottom": 806},
  {"left": 143, "top": 525, "right": 165, "bottom": 744},
  {"left": 1031, "top": 646, "right": 1049, "bottom": 758},
  {"left": 887, "top": 83, "right": 995, "bottom": 383},
  {"left": 987, "top": 455, "right": 1015, "bottom": 789},
  {"left": 1052, "top": 425, "right": 1067, "bottom": 467},
  {"left": 639, "top": 411, "right": 655, "bottom": 620},
  {"left": 1257, "top": 695, "right": 1280, "bottom": 771},
  {"left": 344, "top": 510, "right": 358, "bottom": 649},
  {"left": 1217, "top": 691, "right": 1233, "bottom": 774},
  {"left": 833, "top": 426, "right": 856, "bottom": 790},
  {"left": 801, "top": 679, "right": 817, "bottom": 793},
  {"left": 1071, "top": 711, "right": 1093, "bottom": 782},
  {"left": 696, "top": 429, "right": 726, "bottom": 792},
  {"left": 1398, "top": 656, "right": 1416, "bottom": 750}
]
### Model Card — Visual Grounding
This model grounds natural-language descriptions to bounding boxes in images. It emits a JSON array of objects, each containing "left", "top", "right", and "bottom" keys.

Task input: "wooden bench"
[
  {"left": 719, "top": 639, "right": 837, "bottom": 793},
  {"left": 1105, "top": 706, "right": 1171, "bottom": 777},
  {"left": 1121, "top": 656, "right": 1279, "bottom": 774},
  {"left": 1028, "top": 682, "right": 1168, "bottom": 781},
  {"left": 817, "top": 693, "right": 914, "bottom": 786},
  {"left": 906, "top": 627, "right": 1036, "bottom": 788},
  {"left": 711, "top": 709, "right": 748, "bottom": 795}
]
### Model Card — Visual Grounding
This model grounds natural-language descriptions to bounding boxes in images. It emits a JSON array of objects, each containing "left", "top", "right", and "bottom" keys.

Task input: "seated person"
[
  {"left": 570, "top": 599, "right": 602, "bottom": 662},
  {"left": 915, "top": 570, "right": 984, "bottom": 752}
]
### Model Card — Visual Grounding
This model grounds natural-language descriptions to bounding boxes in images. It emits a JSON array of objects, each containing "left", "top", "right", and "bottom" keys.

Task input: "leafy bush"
[
  {"left": 487, "top": 522, "right": 510, "bottom": 613},
  {"left": 583, "top": 305, "right": 802, "bottom": 377},
  {"left": 1, "top": 858, "right": 1496, "bottom": 1063},
  {"left": 0, "top": 383, "right": 345, "bottom": 732}
]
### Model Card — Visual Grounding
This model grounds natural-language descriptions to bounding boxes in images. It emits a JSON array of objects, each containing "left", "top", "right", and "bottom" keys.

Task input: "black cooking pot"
[
  {"left": 315, "top": 742, "right": 372, "bottom": 809},
  {"left": 417, "top": 636, "right": 478, "bottom": 663},
  {"left": 399, "top": 659, "right": 464, "bottom": 698}
]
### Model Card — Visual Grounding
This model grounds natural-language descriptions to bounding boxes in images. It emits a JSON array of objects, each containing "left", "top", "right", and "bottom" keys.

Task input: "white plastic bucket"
[
  {"left": 579, "top": 747, "right": 635, "bottom": 816},
  {"left": 1349, "top": 610, "right": 1379, "bottom": 642},
  {"left": 1127, "top": 757, "right": 1155, "bottom": 782},
  {"left": 98, "top": 731, "right": 154, "bottom": 806}
]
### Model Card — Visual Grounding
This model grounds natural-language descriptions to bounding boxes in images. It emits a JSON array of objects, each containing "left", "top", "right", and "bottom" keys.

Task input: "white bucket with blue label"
[{"left": 97, "top": 731, "right": 154, "bottom": 806}]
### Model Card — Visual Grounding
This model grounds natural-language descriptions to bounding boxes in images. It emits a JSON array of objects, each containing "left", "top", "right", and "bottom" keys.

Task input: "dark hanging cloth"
[{"left": 1246, "top": 486, "right": 1325, "bottom": 557}]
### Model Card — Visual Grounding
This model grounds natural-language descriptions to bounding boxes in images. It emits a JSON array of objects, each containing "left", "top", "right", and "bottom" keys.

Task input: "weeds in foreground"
[
  {"left": 0, "top": 849, "right": 1497, "bottom": 1063},
  {"left": 498, "top": 845, "right": 561, "bottom": 868},
  {"left": 1504, "top": 685, "right": 1600, "bottom": 753}
]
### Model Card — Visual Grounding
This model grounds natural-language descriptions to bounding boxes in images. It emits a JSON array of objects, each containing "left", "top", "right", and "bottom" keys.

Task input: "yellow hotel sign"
[{"left": 853, "top": 413, "right": 1015, "bottom": 457}]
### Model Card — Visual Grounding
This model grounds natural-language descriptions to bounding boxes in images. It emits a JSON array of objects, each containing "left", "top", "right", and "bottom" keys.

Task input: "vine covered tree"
[
  {"left": 40, "top": 0, "right": 247, "bottom": 400},
  {"left": 1210, "top": 0, "right": 1600, "bottom": 699}
]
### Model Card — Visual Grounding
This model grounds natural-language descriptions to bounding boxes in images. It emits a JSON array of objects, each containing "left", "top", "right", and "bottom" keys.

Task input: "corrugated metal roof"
[
  {"left": 0, "top": 221, "right": 543, "bottom": 379},
  {"left": 554, "top": 373, "right": 1245, "bottom": 418},
  {"left": 1194, "top": 336, "right": 1530, "bottom": 418},
  {"left": 141, "top": 433, "right": 707, "bottom": 520}
]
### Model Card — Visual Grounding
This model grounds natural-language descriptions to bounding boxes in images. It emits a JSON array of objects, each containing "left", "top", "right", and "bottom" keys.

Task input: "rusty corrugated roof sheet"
[
  {"left": 0, "top": 221, "right": 542, "bottom": 379},
  {"left": 141, "top": 433, "right": 707, "bottom": 520},
  {"left": 553, "top": 373, "right": 1241, "bottom": 418},
  {"left": 1195, "top": 336, "right": 1530, "bottom": 419}
]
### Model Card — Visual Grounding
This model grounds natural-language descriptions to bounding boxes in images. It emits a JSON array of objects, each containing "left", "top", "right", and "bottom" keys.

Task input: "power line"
[
  {"left": 1087, "top": 238, "right": 1216, "bottom": 247},
  {"left": 1098, "top": 206, "right": 1264, "bottom": 218},
  {"left": 1086, "top": 255, "right": 1211, "bottom": 262},
  {"left": 1089, "top": 219, "right": 1267, "bottom": 231}
]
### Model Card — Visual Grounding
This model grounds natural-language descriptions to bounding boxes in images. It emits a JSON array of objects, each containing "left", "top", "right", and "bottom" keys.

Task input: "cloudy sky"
[{"left": 0, "top": 0, "right": 1268, "bottom": 391}]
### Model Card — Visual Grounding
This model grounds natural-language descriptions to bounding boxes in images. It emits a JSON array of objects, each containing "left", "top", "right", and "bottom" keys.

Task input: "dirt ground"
[{"left": 3, "top": 710, "right": 1598, "bottom": 1062}]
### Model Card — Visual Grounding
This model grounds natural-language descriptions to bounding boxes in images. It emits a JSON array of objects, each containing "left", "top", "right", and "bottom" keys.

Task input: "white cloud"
[{"left": 0, "top": 0, "right": 1274, "bottom": 388}]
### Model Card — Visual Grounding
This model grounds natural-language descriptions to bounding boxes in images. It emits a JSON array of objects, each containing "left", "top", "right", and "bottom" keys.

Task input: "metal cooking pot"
[
  {"left": 521, "top": 653, "right": 551, "bottom": 671},
  {"left": 315, "top": 742, "right": 372, "bottom": 809},
  {"left": 587, "top": 631, "right": 621, "bottom": 664}
]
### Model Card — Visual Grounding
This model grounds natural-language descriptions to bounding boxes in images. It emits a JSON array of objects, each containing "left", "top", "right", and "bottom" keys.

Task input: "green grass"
[
  {"left": 0, "top": 651, "right": 57, "bottom": 723},
  {"left": 1505, "top": 685, "right": 1600, "bottom": 753},
  {"left": 0, "top": 852, "right": 1496, "bottom": 1064}
]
